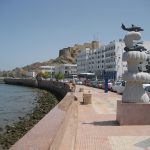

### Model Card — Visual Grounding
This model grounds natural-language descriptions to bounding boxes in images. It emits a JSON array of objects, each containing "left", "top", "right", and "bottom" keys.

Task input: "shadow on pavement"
[{"left": 82, "top": 120, "right": 119, "bottom": 126}]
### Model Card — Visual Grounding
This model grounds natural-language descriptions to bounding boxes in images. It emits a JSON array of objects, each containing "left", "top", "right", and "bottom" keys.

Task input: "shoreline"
[{"left": 0, "top": 89, "right": 59, "bottom": 150}]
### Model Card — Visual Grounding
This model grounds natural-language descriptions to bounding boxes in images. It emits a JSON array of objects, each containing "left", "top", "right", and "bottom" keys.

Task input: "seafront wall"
[
  {"left": 38, "top": 80, "right": 71, "bottom": 98},
  {"left": 4, "top": 78, "right": 77, "bottom": 150},
  {"left": 4, "top": 78, "right": 71, "bottom": 98}
]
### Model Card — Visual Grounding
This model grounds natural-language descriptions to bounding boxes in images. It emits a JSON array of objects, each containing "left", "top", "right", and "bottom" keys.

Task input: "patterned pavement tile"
[{"left": 109, "top": 136, "right": 150, "bottom": 150}]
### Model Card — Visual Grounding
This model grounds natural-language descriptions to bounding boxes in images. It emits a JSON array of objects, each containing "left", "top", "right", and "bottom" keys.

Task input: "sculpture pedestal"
[{"left": 116, "top": 100, "right": 150, "bottom": 125}]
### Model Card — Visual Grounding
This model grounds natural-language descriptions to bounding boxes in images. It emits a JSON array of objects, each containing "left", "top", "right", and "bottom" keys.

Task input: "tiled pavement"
[{"left": 74, "top": 86, "right": 150, "bottom": 150}]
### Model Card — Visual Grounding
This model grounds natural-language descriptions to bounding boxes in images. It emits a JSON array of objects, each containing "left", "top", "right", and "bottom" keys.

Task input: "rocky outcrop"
[{"left": 59, "top": 41, "right": 100, "bottom": 63}]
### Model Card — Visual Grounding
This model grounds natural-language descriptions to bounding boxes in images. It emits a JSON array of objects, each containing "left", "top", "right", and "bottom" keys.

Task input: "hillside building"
[
  {"left": 26, "top": 71, "right": 36, "bottom": 78},
  {"left": 55, "top": 64, "right": 77, "bottom": 78},
  {"left": 40, "top": 66, "right": 55, "bottom": 75}
]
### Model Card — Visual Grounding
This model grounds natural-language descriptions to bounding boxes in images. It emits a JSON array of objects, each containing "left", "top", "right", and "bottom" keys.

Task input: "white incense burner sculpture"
[{"left": 121, "top": 24, "right": 150, "bottom": 103}]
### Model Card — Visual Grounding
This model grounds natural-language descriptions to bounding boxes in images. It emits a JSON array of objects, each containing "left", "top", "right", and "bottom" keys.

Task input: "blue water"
[{"left": 0, "top": 84, "right": 38, "bottom": 131}]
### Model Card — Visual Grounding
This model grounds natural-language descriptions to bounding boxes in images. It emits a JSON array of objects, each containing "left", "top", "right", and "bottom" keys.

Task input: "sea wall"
[
  {"left": 4, "top": 78, "right": 37, "bottom": 87},
  {"left": 38, "top": 80, "right": 71, "bottom": 99},
  {"left": 4, "top": 78, "right": 71, "bottom": 98}
]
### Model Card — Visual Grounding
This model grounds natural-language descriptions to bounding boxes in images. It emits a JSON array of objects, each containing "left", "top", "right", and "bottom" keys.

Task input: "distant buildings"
[
  {"left": 57, "top": 40, "right": 150, "bottom": 80},
  {"left": 40, "top": 66, "right": 55, "bottom": 75},
  {"left": 38, "top": 64, "right": 77, "bottom": 78},
  {"left": 55, "top": 64, "right": 77, "bottom": 78},
  {"left": 26, "top": 71, "right": 36, "bottom": 78},
  {"left": 76, "top": 40, "right": 150, "bottom": 80}
]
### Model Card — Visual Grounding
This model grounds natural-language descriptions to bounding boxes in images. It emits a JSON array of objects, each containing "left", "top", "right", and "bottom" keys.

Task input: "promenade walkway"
[{"left": 74, "top": 85, "right": 150, "bottom": 150}]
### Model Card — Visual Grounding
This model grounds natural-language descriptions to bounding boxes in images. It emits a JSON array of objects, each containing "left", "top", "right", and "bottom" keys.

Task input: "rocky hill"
[{"left": 0, "top": 41, "right": 100, "bottom": 77}]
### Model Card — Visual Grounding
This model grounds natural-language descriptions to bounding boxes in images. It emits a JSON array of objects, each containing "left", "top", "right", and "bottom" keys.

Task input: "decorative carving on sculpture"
[
  {"left": 121, "top": 24, "right": 150, "bottom": 103},
  {"left": 121, "top": 24, "right": 144, "bottom": 32},
  {"left": 124, "top": 44, "right": 147, "bottom": 52}
]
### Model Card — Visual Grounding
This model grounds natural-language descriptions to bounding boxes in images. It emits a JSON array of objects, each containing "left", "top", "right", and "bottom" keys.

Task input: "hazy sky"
[{"left": 0, "top": 0, "right": 150, "bottom": 70}]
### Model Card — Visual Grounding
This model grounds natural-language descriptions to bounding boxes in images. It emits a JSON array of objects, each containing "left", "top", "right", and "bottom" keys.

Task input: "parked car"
[
  {"left": 143, "top": 84, "right": 150, "bottom": 98},
  {"left": 111, "top": 80, "right": 125, "bottom": 94},
  {"left": 63, "top": 79, "right": 69, "bottom": 83},
  {"left": 90, "top": 80, "right": 97, "bottom": 87},
  {"left": 84, "top": 80, "right": 92, "bottom": 86},
  {"left": 143, "top": 84, "right": 150, "bottom": 89},
  {"left": 111, "top": 80, "right": 123, "bottom": 92},
  {"left": 97, "top": 81, "right": 103, "bottom": 89},
  {"left": 75, "top": 79, "right": 83, "bottom": 85},
  {"left": 116, "top": 81, "right": 126, "bottom": 94}
]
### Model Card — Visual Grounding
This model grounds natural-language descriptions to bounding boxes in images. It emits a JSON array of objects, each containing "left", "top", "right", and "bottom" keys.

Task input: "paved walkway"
[{"left": 74, "top": 85, "right": 150, "bottom": 150}]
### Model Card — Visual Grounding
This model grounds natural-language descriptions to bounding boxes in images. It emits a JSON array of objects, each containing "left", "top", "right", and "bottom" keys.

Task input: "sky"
[{"left": 0, "top": 0, "right": 150, "bottom": 71}]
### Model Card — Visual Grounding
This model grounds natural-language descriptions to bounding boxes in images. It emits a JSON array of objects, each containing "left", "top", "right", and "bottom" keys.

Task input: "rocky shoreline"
[{"left": 0, "top": 89, "right": 59, "bottom": 150}]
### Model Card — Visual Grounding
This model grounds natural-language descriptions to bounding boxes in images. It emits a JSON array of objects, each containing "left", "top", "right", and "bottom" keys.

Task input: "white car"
[
  {"left": 143, "top": 84, "right": 150, "bottom": 89},
  {"left": 111, "top": 80, "right": 126, "bottom": 94},
  {"left": 143, "top": 84, "right": 150, "bottom": 98},
  {"left": 111, "top": 81, "right": 123, "bottom": 92},
  {"left": 116, "top": 81, "right": 126, "bottom": 94},
  {"left": 63, "top": 79, "right": 69, "bottom": 83},
  {"left": 75, "top": 80, "right": 83, "bottom": 85}
]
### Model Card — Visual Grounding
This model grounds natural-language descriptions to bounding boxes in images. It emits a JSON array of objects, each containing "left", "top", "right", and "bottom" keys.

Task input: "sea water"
[{"left": 0, "top": 83, "right": 38, "bottom": 131}]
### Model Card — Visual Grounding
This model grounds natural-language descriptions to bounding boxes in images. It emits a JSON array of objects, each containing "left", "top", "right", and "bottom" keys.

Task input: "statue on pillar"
[{"left": 121, "top": 24, "right": 150, "bottom": 103}]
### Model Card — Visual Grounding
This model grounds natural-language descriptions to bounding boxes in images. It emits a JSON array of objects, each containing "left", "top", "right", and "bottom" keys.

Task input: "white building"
[
  {"left": 76, "top": 40, "right": 127, "bottom": 80},
  {"left": 26, "top": 71, "right": 36, "bottom": 78},
  {"left": 40, "top": 66, "right": 55, "bottom": 75},
  {"left": 76, "top": 46, "right": 105, "bottom": 76},
  {"left": 76, "top": 48, "right": 90, "bottom": 73},
  {"left": 104, "top": 40, "right": 127, "bottom": 80},
  {"left": 55, "top": 64, "right": 77, "bottom": 78},
  {"left": 88, "top": 46, "right": 105, "bottom": 77}
]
